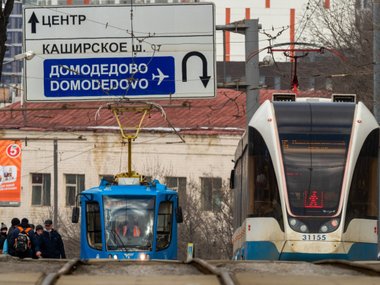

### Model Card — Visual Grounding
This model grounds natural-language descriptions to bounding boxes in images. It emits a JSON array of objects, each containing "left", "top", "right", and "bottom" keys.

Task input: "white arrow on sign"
[{"left": 152, "top": 68, "right": 169, "bottom": 86}]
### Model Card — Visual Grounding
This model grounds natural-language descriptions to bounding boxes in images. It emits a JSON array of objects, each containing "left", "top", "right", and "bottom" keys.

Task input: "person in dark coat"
[
  {"left": 40, "top": 219, "right": 66, "bottom": 259},
  {"left": 6, "top": 217, "right": 20, "bottom": 256},
  {"left": 10, "top": 218, "right": 41, "bottom": 259},
  {"left": 33, "top": 224, "right": 44, "bottom": 259}
]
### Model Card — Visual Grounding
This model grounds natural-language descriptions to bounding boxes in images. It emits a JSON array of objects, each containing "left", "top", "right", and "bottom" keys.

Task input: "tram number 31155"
[{"left": 301, "top": 234, "right": 327, "bottom": 241}]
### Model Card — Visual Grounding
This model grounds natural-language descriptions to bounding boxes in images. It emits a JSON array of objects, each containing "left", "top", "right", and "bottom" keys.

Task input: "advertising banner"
[{"left": 0, "top": 141, "right": 22, "bottom": 206}]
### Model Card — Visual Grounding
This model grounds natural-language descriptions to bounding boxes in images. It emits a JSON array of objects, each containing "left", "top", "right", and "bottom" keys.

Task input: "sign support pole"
[
  {"left": 53, "top": 138, "right": 58, "bottom": 227},
  {"left": 216, "top": 19, "right": 261, "bottom": 124}
]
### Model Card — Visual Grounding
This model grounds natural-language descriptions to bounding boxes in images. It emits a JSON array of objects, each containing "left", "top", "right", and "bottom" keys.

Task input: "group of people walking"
[{"left": 0, "top": 217, "right": 66, "bottom": 259}]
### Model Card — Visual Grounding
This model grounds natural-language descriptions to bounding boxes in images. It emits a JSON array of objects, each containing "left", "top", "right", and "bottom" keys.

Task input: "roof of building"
[{"left": 0, "top": 89, "right": 331, "bottom": 136}]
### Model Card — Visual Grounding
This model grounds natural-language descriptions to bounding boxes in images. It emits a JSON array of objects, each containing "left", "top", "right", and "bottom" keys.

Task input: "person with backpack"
[
  {"left": 10, "top": 218, "right": 41, "bottom": 259},
  {"left": 6, "top": 217, "right": 20, "bottom": 256}
]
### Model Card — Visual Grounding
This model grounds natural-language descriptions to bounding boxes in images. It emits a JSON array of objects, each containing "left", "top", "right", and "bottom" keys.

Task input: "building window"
[
  {"left": 201, "top": 177, "right": 222, "bottom": 212},
  {"left": 66, "top": 174, "right": 85, "bottom": 206},
  {"left": 361, "top": 0, "right": 371, "bottom": 9},
  {"left": 31, "top": 173, "right": 51, "bottom": 206},
  {"left": 165, "top": 176, "right": 186, "bottom": 206}
]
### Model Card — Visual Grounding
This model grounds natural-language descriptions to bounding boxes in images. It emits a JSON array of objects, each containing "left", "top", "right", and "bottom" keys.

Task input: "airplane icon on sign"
[{"left": 152, "top": 68, "right": 169, "bottom": 86}]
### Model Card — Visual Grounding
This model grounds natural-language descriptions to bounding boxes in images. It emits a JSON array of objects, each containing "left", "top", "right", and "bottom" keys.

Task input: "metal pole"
[
  {"left": 245, "top": 19, "right": 260, "bottom": 124},
  {"left": 223, "top": 31, "right": 227, "bottom": 85},
  {"left": 128, "top": 138, "right": 132, "bottom": 176},
  {"left": 374, "top": 0, "right": 380, "bottom": 260},
  {"left": 53, "top": 138, "right": 58, "bottom": 227},
  {"left": 216, "top": 20, "right": 261, "bottom": 122},
  {"left": 374, "top": 0, "right": 380, "bottom": 121}
]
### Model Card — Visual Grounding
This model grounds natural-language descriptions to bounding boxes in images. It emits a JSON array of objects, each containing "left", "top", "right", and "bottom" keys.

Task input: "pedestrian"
[
  {"left": 40, "top": 219, "right": 66, "bottom": 259},
  {"left": 35, "top": 225, "right": 44, "bottom": 236},
  {"left": 33, "top": 225, "right": 44, "bottom": 259},
  {"left": 6, "top": 217, "right": 20, "bottom": 256},
  {"left": 0, "top": 223, "right": 7, "bottom": 254},
  {"left": 133, "top": 221, "right": 141, "bottom": 238},
  {"left": 10, "top": 218, "right": 41, "bottom": 259}
]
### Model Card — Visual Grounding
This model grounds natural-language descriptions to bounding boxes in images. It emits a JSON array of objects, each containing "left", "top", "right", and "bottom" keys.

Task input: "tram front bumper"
[{"left": 280, "top": 240, "right": 377, "bottom": 261}]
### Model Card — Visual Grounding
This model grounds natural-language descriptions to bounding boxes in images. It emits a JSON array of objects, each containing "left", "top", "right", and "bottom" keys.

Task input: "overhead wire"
[{"left": 295, "top": 0, "right": 321, "bottom": 42}]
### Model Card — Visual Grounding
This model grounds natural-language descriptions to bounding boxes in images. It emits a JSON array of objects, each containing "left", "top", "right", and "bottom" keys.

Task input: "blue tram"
[
  {"left": 231, "top": 94, "right": 379, "bottom": 261},
  {"left": 72, "top": 175, "right": 182, "bottom": 260},
  {"left": 72, "top": 104, "right": 183, "bottom": 260}
]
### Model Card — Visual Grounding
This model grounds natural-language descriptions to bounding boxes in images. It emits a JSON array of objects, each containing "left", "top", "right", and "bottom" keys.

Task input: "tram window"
[
  {"left": 275, "top": 103, "right": 354, "bottom": 217},
  {"left": 86, "top": 202, "right": 102, "bottom": 250},
  {"left": 103, "top": 196, "right": 155, "bottom": 251},
  {"left": 281, "top": 137, "right": 348, "bottom": 216},
  {"left": 156, "top": 201, "right": 173, "bottom": 250},
  {"left": 248, "top": 127, "right": 283, "bottom": 230},
  {"left": 345, "top": 129, "right": 379, "bottom": 230}
]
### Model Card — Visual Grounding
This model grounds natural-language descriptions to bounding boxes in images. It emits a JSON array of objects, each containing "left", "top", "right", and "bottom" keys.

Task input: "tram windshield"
[
  {"left": 275, "top": 102, "right": 355, "bottom": 217},
  {"left": 103, "top": 196, "right": 155, "bottom": 251}
]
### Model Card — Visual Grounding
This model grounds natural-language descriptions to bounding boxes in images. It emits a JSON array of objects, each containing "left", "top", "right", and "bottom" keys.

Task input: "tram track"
[
  {"left": 314, "top": 259, "right": 380, "bottom": 276},
  {"left": 36, "top": 257, "right": 236, "bottom": 285},
  {"left": 1, "top": 256, "right": 379, "bottom": 285},
  {"left": 188, "top": 258, "right": 236, "bottom": 285},
  {"left": 40, "top": 258, "right": 82, "bottom": 285}
]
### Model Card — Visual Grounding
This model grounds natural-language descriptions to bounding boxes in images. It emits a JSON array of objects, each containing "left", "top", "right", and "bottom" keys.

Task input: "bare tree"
[
  {"left": 36, "top": 207, "right": 80, "bottom": 258},
  {"left": 178, "top": 179, "right": 233, "bottom": 260},
  {"left": 299, "top": 0, "right": 373, "bottom": 106}
]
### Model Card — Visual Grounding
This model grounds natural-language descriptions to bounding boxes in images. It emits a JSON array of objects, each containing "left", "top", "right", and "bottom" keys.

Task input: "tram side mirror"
[
  {"left": 176, "top": 207, "right": 183, "bottom": 223},
  {"left": 230, "top": 169, "right": 235, "bottom": 189},
  {"left": 72, "top": 206, "right": 80, "bottom": 223}
]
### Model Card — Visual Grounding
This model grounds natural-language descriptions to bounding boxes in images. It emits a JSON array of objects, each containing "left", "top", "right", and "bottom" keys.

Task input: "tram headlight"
[
  {"left": 319, "top": 218, "right": 340, "bottom": 233},
  {"left": 139, "top": 253, "right": 150, "bottom": 261},
  {"left": 288, "top": 218, "right": 309, "bottom": 233}
]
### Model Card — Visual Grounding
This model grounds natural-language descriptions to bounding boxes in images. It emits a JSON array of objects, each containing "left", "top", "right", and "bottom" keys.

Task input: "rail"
[
  {"left": 40, "top": 258, "right": 81, "bottom": 285},
  {"left": 188, "top": 258, "right": 236, "bottom": 285}
]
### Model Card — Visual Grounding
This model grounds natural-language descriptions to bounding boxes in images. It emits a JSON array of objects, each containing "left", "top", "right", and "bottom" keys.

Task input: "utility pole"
[
  {"left": 53, "top": 138, "right": 58, "bottom": 227},
  {"left": 374, "top": 0, "right": 380, "bottom": 260},
  {"left": 216, "top": 19, "right": 261, "bottom": 124},
  {"left": 0, "top": 0, "right": 14, "bottom": 82},
  {"left": 374, "top": 0, "right": 380, "bottom": 121}
]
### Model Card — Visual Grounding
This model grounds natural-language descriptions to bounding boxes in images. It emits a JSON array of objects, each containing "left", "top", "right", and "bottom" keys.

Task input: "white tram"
[{"left": 231, "top": 94, "right": 379, "bottom": 260}]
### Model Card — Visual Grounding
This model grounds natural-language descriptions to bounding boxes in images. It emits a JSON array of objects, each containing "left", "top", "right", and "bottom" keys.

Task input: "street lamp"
[
  {"left": 13, "top": 50, "right": 35, "bottom": 61},
  {"left": 3, "top": 50, "right": 35, "bottom": 65}
]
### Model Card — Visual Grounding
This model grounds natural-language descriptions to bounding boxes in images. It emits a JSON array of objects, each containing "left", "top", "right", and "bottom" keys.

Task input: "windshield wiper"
[{"left": 109, "top": 229, "right": 129, "bottom": 252}]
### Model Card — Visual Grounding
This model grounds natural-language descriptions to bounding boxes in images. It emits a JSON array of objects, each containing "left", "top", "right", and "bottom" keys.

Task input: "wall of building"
[{"left": 0, "top": 129, "right": 240, "bottom": 227}]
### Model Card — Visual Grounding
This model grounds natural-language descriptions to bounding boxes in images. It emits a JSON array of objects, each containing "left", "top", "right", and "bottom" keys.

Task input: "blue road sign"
[{"left": 43, "top": 57, "right": 175, "bottom": 98}]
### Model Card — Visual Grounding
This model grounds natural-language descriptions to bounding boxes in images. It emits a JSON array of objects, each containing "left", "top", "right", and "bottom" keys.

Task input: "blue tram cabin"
[{"left": 73, "top": 177, "right": 182, "bottom": 260}]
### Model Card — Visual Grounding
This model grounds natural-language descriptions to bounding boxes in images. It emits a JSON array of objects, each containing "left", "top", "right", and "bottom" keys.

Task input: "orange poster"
[{"left": 0, "top": 140, "right": 21, "bottom": 205}]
